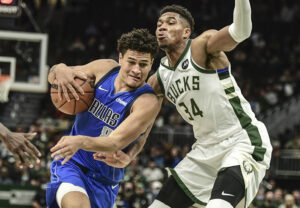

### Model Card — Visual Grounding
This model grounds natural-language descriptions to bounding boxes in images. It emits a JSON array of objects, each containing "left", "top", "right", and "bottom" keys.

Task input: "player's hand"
[
  {"left": 1, "top": 132, "right": 41, "bottom": 169},
  {"left": 51, "top": 64, "right": 87, "bottom": 102},
  {"left": 93, "top": 150, "right": 132, "bottom": 168},
  {"left": 50, "top": 135, "right": 84, "bottom": 165}
]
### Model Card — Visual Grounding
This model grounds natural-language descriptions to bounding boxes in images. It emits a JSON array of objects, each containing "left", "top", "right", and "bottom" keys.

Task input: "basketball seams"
[
  {"left": 73, "top": 99, "right": 77, "bottom": 114},
  {"left": 50, "top": 78, "right": 94, "bottom": 115},
  {"left": 80, "top": 98, "right": 90, "bottom": 108}
]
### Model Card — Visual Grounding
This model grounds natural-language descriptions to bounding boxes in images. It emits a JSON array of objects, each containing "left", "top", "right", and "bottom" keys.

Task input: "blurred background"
[{"left": 0, "top": 0, "right": 300, "bottom": 207}]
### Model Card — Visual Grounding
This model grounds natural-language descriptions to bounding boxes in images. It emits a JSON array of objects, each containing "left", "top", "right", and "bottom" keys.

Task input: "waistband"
[{"left": 74, "top": 161, "right": 118, "bottom": 186}]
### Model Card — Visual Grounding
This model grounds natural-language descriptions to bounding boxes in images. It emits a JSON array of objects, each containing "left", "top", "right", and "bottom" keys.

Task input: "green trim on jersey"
[
  {"left": 244, "top": 188, "right": 248, "bottom": 208},
  {"left": 160, "top": 39, "right": 192, "bottom": 71},
  {"left": 190, "top": 58, "right": 216, "bottom": 74},
  {"left": 218, "top": 70, "right": 230, "bottom": 80},
  {"left": 217, "top": 72, "right": 266, "bottom": 161},
  {"left": 229, "top": 96, "right": 266, "bottom": 161},
  {"left": 225, "top": 87, "right": 235, "bottom": 94},
  {"left": 169, "top": 168, "right": 207, "bottom": 206},
  {"left": 156, "top": 70, "right": 165, "bottom": 94}
]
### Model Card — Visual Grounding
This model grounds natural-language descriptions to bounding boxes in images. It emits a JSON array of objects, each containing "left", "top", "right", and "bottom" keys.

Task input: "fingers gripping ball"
[{"left": 51, "top": 77, "right": 95, "bottom": 115}]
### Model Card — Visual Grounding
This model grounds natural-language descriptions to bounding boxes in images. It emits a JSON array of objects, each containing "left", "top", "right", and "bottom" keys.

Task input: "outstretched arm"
[
  {"left": 50, "top": 93, "right": 161, "bottom": 165},
  {"left": 0, "top": 123, "right": 41, "bottom": 169},
  {"left": 206, "top": 0, "right": 252, "bottom": 53}
]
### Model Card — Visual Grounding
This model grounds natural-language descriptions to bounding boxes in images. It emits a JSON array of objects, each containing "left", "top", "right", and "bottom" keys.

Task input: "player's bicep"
[
  {"left": 206, "top": 27, "right": 238, "bottom": 54},
  {"left": 78, "top": 59, "right": 119, "bottom": 79}
]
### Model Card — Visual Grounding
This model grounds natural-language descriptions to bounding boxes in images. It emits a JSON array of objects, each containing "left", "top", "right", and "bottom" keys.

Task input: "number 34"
[{"left": 179, "top": 98, "right": 203, "bottom": 121}]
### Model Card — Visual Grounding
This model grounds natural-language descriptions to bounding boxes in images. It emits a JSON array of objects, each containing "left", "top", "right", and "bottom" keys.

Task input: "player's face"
[
  {"left": 156, "top": 12, "right": 189, "bottom": 49},
  {"left": 119, "top": 50, "right": 153, "bottom": 89}
]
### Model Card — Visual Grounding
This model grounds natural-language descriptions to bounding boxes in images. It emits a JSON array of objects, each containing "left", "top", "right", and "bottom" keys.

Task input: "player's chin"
[{"left": 127, "top": 81, "right": 142, "bottom": 89}]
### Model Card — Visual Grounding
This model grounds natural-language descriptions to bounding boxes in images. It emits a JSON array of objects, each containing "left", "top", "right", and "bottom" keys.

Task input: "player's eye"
[{"left": 139, "top": 63, "right": 147, "bottom": 67}]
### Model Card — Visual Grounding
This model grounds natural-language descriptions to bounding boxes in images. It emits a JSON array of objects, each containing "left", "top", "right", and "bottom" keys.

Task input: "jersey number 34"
[{"left": 179, "top": 98, "right": 203, "bottom": 121}]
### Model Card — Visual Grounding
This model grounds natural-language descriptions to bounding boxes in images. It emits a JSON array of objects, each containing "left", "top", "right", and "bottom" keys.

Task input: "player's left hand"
[
  {"left": 93, "top": 150, "right": 132, "bottom": 168},
  {"left": 50, "top": 135, "right": 84, "bottom": 165}
]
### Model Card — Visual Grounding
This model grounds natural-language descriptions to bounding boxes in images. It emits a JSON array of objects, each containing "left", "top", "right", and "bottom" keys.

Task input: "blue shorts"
[{"left": 46, "top": 159, "right": 119, "bottom": 208}]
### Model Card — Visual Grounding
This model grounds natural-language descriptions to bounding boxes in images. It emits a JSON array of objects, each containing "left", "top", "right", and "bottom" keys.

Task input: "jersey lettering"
[
  {"left": 166, "top": 75, "right": 200, "bottom": 104},
  {"left": 89, "top": 99, "right": 121, "bottom": 127}
]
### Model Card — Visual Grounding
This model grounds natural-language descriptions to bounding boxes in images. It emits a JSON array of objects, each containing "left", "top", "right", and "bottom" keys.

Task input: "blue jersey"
[{"left": 70, "top": 66, "right": 154, "bottom": 184}]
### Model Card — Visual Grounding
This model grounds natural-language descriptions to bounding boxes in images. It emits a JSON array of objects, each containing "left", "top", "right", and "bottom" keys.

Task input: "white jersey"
[{"left": 157, "top": 39, "right": 270, "bottom": 162}]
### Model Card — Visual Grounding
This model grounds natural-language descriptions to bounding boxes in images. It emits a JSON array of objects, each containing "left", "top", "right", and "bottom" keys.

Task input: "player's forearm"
[
  {"left": 82, "top": 136, "right": 121, "bottom": 153},
  {"left": 126, "top": 136, "right": 146, "bottom": 160},
  {"left": 228, "top": 0, "right": 252, "bottom": 43}
]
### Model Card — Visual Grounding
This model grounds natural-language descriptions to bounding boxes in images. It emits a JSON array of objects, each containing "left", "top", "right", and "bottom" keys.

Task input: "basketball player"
[
  {"left": 46, "top": 29, "right": 160, "bottom": 208},
  {"left": 0, "top": 122, "right": 41, "bottom": 169},
  {"left": 146, "top": 2, "right": 272, "bottom": 208},
  {"left": 98, "top": 2, "right": 273, "bottom": 208}
]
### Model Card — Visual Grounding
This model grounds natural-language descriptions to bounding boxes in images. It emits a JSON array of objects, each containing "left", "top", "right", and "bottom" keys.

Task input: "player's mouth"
[
  {"left": 129, "top": 75, "right": 141, "bottom": 82},
  {"left": 157, "top": 34, "right": 166, "bottom": 40}
]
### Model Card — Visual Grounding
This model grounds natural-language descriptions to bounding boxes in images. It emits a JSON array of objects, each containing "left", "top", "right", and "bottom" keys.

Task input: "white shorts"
[{"left": 171, "top": 124, "right": 272, "bottom": 207}]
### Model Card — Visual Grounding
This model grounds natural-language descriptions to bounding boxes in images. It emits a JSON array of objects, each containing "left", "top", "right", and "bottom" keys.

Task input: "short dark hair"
[
  {"left": 160, "top": 5, "right": 195, "bottom": 34},
  {"left": 117, "top": 28, "right": 158, "bottom": 59}
]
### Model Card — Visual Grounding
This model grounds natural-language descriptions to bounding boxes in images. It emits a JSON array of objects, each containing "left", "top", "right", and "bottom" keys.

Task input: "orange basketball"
[{"left": 50, "top": 77, "right": 95, "bottom": 115}]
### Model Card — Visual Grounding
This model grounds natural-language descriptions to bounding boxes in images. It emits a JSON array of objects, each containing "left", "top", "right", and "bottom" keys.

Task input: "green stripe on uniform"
[
  {"left": 169, "top": 168, "right": 207, "bottom": 206},
  {"left": 225, "top": 87, "right": 235, "bottom": 94},
  {"left": 228, "top": 96, "right": 266, "bottom": 161},
  {"left": 156, "top": 70, "right": 165, "bottom": 94},
  {"left": 218, "top": 71, "right": 230, "bottom": 80}
]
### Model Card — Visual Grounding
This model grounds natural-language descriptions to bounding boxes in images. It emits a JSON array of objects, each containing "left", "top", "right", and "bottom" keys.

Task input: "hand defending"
[
  {"left": 2, "top": 132, "right": 41, "bottom": 169},
  {"left": 93, "top": 151, "right": 132, "bottom": 168}
]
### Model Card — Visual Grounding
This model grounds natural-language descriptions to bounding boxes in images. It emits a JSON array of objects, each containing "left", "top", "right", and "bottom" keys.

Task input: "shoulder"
[
  {"left": 190, "top": 29, "right": 219, "bottom": 69},
  {"left": 132, "top": 93, "right": 159, "bottom": 112},
  {"left": 147, "top": 74, "right": 164, "bottom": 97},
  {"left": 86, "top": 59, "right": 119, "bottom": 83}
]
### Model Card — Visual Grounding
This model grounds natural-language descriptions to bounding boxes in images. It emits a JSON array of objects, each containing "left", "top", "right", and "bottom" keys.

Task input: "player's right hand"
[
  {"left": 52, "top": 63, "right": 87, "bottom": 102},
  {"left": 2, "top": 131, "right": 41, "bottom": 169},
  {"left": 93, "top": 151, "right": 132, "bottom": 168}
]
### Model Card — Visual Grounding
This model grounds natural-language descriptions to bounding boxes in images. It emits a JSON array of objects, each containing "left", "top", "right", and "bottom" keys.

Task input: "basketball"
[{"left": 50, "top": 77, "right": 95, "bottom": 115}]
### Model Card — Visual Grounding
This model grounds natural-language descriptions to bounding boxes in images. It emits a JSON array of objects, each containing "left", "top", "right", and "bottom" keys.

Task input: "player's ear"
[
  {"left": 183, "top": 27, "right": 191, "bottom": 40},
  {"left": 118, "top": 52, "right": 123, "bottom": 64}
]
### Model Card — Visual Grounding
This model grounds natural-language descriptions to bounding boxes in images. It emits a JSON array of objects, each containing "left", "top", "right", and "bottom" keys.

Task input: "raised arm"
[
  {"left": 193, "top": 0, "right": 252, "bottom": 55},
  {"left": 48, "top": 59, "right": 118, "bottom": 101},
  {"left": 50, "top": 93, "right": 161, "bottom": 164}
]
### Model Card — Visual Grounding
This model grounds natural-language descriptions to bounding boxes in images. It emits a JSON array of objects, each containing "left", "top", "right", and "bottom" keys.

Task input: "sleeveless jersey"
[
  {"left": 70, "top": 66, "right": 154, "bottom": 183},
  {"left": 157, "top": 39, "right": 267, "bottom": 162}
]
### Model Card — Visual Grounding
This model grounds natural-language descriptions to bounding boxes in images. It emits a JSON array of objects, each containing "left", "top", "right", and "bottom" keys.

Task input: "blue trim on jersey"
[{"left": 217, "top": 67, "right": 229, "bottom": 74}]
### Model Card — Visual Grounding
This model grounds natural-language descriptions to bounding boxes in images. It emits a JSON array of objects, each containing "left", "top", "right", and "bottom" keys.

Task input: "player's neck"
[
  {"left": 114, "top": 75, "right": 141, "bottom": 93},
  {"left": 165, "top": 40, "right": 188, "bottom": 68}
]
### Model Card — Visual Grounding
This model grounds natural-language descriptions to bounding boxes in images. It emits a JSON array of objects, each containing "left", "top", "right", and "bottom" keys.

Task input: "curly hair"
[
  {"left": 117, "top": 28, "right": 158, "bottom": 59},
  {"left": 160, "top": 5, "right": 195, "bottom": 34}
]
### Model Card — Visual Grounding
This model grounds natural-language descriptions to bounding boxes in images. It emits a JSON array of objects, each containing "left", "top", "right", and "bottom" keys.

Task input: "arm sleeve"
[{"left": 228, "top": 0, "right": 252, "bottom": 43}]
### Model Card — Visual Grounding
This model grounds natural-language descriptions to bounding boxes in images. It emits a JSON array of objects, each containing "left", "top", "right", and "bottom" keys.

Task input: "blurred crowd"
[{"left": 1, "top": 0, "right": 300, "bottom": 207}]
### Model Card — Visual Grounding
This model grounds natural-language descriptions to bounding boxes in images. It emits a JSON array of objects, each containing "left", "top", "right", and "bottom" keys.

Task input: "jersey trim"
[
  {"left": 190, "top": 57, "right": 216, "bottom": 74},
  {"left": 160, "top": 39, "right": 192, "bottom": 71},
  {"left": 156, "top": 70, "right": 165, "bottom": 94},
  {"left": 217, "top": 68, "right": 266, "bottom": 161},
  {"left": 95, "top": 66, "right": 120, "bottom": 87},
  {"left": 169, "top": 168, "right": 207, "bottom": 206}
]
